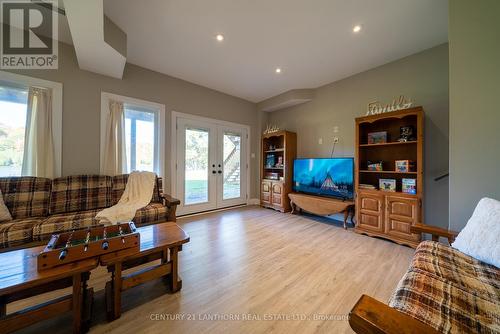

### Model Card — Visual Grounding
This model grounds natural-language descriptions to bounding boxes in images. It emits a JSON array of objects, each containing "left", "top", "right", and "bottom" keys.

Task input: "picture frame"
[
  {"left": 379, "top": 178, "right": 396, "bottom": 192},
  {"left": 266, "top": 154, "right": 275, "bottom": 168}
]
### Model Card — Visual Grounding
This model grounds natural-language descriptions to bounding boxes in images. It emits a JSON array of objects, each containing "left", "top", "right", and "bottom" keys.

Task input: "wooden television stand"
[{"left": 288, "top": 192, "right": 355, "bottom": 229}]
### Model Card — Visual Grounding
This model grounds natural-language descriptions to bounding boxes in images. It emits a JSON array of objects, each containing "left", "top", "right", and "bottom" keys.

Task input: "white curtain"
[
  {"left": 101, "top": 99, "right": 127, "bottom": 175},
  {"left": 22, "top": 87, "right": 55, "bottom": 178}
]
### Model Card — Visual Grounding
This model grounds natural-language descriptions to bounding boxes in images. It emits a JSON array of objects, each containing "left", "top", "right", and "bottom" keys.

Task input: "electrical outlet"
[
  {"left": 333, "top": 137, "right": 339, "bottom": 144},
  {"left": 318, "top": 138, "right": 323, "bottom": 145}
]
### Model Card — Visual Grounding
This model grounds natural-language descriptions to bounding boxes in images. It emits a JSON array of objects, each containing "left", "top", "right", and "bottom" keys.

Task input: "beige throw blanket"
[{"left": 96, "top": 171, "right": 156, "bottom": 225}]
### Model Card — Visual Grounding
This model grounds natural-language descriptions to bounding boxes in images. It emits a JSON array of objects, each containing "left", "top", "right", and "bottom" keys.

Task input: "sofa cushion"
[
  {"left": 132, "top": 203, "right": 167, "bottom": 226},
  {"left": 0, "top": 218, "right": 42, "bottom": 248},
  {"left": 112, "top": 174, "right": 161, "bottom": 205},
  {"left": 452, "top": 197, "right": 500, "bottom": 268},
  {"left": 0, "top": 177, "right": 51, "bottom": 219},
  {"left": 33, "top": 209, "right": 102, "bottom": 241},
  {"left": 0, "top": 189, "right": 12, "bottom": 222},
  {"left": 50, "top": 175, "right": 113, "bottom": 214},
  {"left": 389, "top": 241, "right": 500, "bottom": 334}
]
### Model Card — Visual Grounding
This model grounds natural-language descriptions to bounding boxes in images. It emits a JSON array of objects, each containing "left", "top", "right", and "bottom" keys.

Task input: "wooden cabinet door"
[
  {"left": 356, "top": 191, "right": 384, "bottom": 232},
  {"left": 271, "top": 182, "right": 283, "bottom": 206},
  {"left": 385, "top": 195, "right": 420, "bottom": 242},
  {"left": 261, "top": 180, "right": 271, "bottom": 204}
]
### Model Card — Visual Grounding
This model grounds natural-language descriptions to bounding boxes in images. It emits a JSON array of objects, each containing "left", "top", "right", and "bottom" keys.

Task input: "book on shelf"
[
  {"left": 359, "top": 184, "right": 376, "bottom": 190},
  {"left": 402, "top": 178, "right": 417, "bottom": 194}
]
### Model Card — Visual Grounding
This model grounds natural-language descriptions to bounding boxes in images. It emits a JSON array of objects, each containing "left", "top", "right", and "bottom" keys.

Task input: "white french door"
[{"left": 175, "top": 116, "right": 248, "bottom": 215}]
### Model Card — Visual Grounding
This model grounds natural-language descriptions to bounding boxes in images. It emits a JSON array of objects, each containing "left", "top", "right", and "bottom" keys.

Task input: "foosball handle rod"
[
  {"left": 59, "top": 248, "right": 68, "bottom": 260},
  {"left": 83, "top": 228, "right": 91, "bottom": 252},
  {"left": 118, "top": 223, "right": 125, "bottom": 244},
  {"left": 102, "top": 227, "right": 109, "bottom": 250},
  {"left": 59, "top": 230, "right": 74, "bottom": 261}
]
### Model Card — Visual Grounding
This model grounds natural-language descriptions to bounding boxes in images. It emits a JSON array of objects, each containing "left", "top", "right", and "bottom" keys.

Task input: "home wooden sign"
[{"left": 366, "top": 95, "right": 413, "bottom": 115}]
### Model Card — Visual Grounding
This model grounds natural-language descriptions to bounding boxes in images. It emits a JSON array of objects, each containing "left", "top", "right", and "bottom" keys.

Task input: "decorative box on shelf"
[
  {"left": 367, "top": 161, "right": 383, "bottom": 171},
  {"left": 395, "top": 160, "right": 415, "bottom": 172},
  {"left": 265, "top": 172, "right": 280, "bottom": 180},
  {"left": 367, "top": 131, "right": 387, "bottom": 144}
]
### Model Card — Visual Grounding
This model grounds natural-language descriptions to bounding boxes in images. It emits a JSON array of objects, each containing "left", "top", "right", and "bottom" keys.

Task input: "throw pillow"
[
  {"left": 0, "top": 188, "right": 13, "bottom": 222},
  {"left": 452, "top": 197, "right": 500, "bottom": 268}
]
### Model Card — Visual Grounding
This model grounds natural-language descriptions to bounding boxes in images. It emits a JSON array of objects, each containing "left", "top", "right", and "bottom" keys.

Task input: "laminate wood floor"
[{"left": 10, "top": 206, "right": 414, "bottom": 334}]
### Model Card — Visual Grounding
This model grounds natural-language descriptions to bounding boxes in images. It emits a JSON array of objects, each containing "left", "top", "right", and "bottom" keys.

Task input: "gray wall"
[
  {"left": 449, "top": 0, "right": 500, "bottom": 230},
  {"left": 267, "top": 44, "right": 450, "bottom": 228},
  {"left": 6, "top": 42, "right": 261, "bottom": 198}
]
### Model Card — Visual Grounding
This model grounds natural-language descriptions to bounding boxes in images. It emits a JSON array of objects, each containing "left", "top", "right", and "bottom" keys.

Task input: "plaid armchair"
[
  {"left": 0, "top": 174, "right": 179, "bottom": 249},
  {"left": 350, "top": 234, "right": 499, "bottom": 334}
]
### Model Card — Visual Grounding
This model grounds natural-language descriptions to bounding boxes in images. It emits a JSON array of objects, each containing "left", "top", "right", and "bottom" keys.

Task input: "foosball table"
[
  {"left": 38, "top": 222, "right": 140, "bottom": 270},
  {"left": 0, "top": 222, "right": 189, "bottom": 334}
]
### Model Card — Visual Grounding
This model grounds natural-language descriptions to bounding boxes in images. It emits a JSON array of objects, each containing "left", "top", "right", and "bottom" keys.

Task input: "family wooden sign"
[{"left": 366, "top": 95, "right": 414, "bottom": 115}]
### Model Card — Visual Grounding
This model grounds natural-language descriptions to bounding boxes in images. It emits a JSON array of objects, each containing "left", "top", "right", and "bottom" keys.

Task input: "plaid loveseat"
[
  {"left": 389, "top": 241, "right": 499, "bottom": 333},
  {"left": 0, "top": 174, "right": 179, "bottom": 249}
]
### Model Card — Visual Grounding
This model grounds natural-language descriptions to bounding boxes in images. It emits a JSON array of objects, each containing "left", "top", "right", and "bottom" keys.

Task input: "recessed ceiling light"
[
  {"left": 275, "top": 68, "right": 281, "bottom": 73},
  {"left": 353, "top": 25, "right": 362, "bottom": 33},
  {"left": 216, "top": 34, "right": 224, "bottom": 41}
]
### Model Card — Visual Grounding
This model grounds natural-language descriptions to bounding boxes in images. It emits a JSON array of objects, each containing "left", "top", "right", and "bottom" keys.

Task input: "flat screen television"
[{"left": 293, "top": 158, "right": 354, "bottom": 199}]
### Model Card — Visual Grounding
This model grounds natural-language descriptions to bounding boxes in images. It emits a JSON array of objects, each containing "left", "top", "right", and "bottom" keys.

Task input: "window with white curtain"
[
  {"left": 124, "top": 104, "right": 159, "bottom": 174},
  {"left": 100, "top": 92, "right": 165, "bottom": 178},
  {"left": 0, "top": 83, "right": 28, "bottom": 176},
  {"left": 0, "top": 72, "right": 63, "bottom": 178}
]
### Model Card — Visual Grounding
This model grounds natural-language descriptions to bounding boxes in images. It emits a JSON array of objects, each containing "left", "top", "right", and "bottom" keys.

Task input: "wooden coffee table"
[
  {"left": 100, "top": 222, "right": 190, "bottom": 320},
  {"left": 0, "top": 246, "right": 97, "bottom": 334}
]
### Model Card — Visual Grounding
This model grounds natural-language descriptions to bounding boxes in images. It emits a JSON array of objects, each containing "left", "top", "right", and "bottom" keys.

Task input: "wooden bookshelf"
[
  {"left": 260, "top": 130, "right": 297, "bottom": 212},
  {"left": 354, "top": 107, "right": 424, "bottom": 248}
]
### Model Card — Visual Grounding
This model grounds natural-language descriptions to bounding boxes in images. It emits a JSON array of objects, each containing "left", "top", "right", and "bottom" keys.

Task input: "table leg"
[
  {"left": 350, "top": 206, "right": 356, "bottom": 227},
  {"left": 343, "top": 209, "right": 349, "bottom": 229},
  {"left": 168, "top": 246, "right": 182, "bottom": 292},
  {"left": 72, "top": 273, "right": 82, "bottom": 334},
  {"left": 105, "top": 263, "right": 122, "bottom": 321},
  {"left": 113, "top": 262, "right": 122, "bottom": 320},
  {"left": 105, "top": 280, "right": 113, "bottom": 321},
  {"left": 81, "top": 272, "right": 93, "bottom": 332},
  {"left": 0, "top": 296, "right": 6, "bottom": 317}
]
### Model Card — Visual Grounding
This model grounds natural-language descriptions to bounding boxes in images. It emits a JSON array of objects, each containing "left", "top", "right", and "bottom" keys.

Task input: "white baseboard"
[{"left": 247, "top": 198, "right": 260, "bottom": 205}]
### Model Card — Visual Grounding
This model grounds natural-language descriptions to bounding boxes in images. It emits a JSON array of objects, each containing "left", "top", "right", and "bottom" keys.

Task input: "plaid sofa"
[
  {"left": 389, "top": 241, "right": 500, "bottom": 333},
  {"left": 0, "top": 174, "right": 178, "bottom": 249}
]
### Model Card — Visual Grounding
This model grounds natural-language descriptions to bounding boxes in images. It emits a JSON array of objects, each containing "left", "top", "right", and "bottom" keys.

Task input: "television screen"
[{"left": 293, "top": 158, "right": 354, "bottom": 199}]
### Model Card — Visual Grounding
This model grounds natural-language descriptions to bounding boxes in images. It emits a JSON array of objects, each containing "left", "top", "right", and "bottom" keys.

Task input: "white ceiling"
[{"left": 99, "top": 0, "right": 449, "bottom": 102}]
